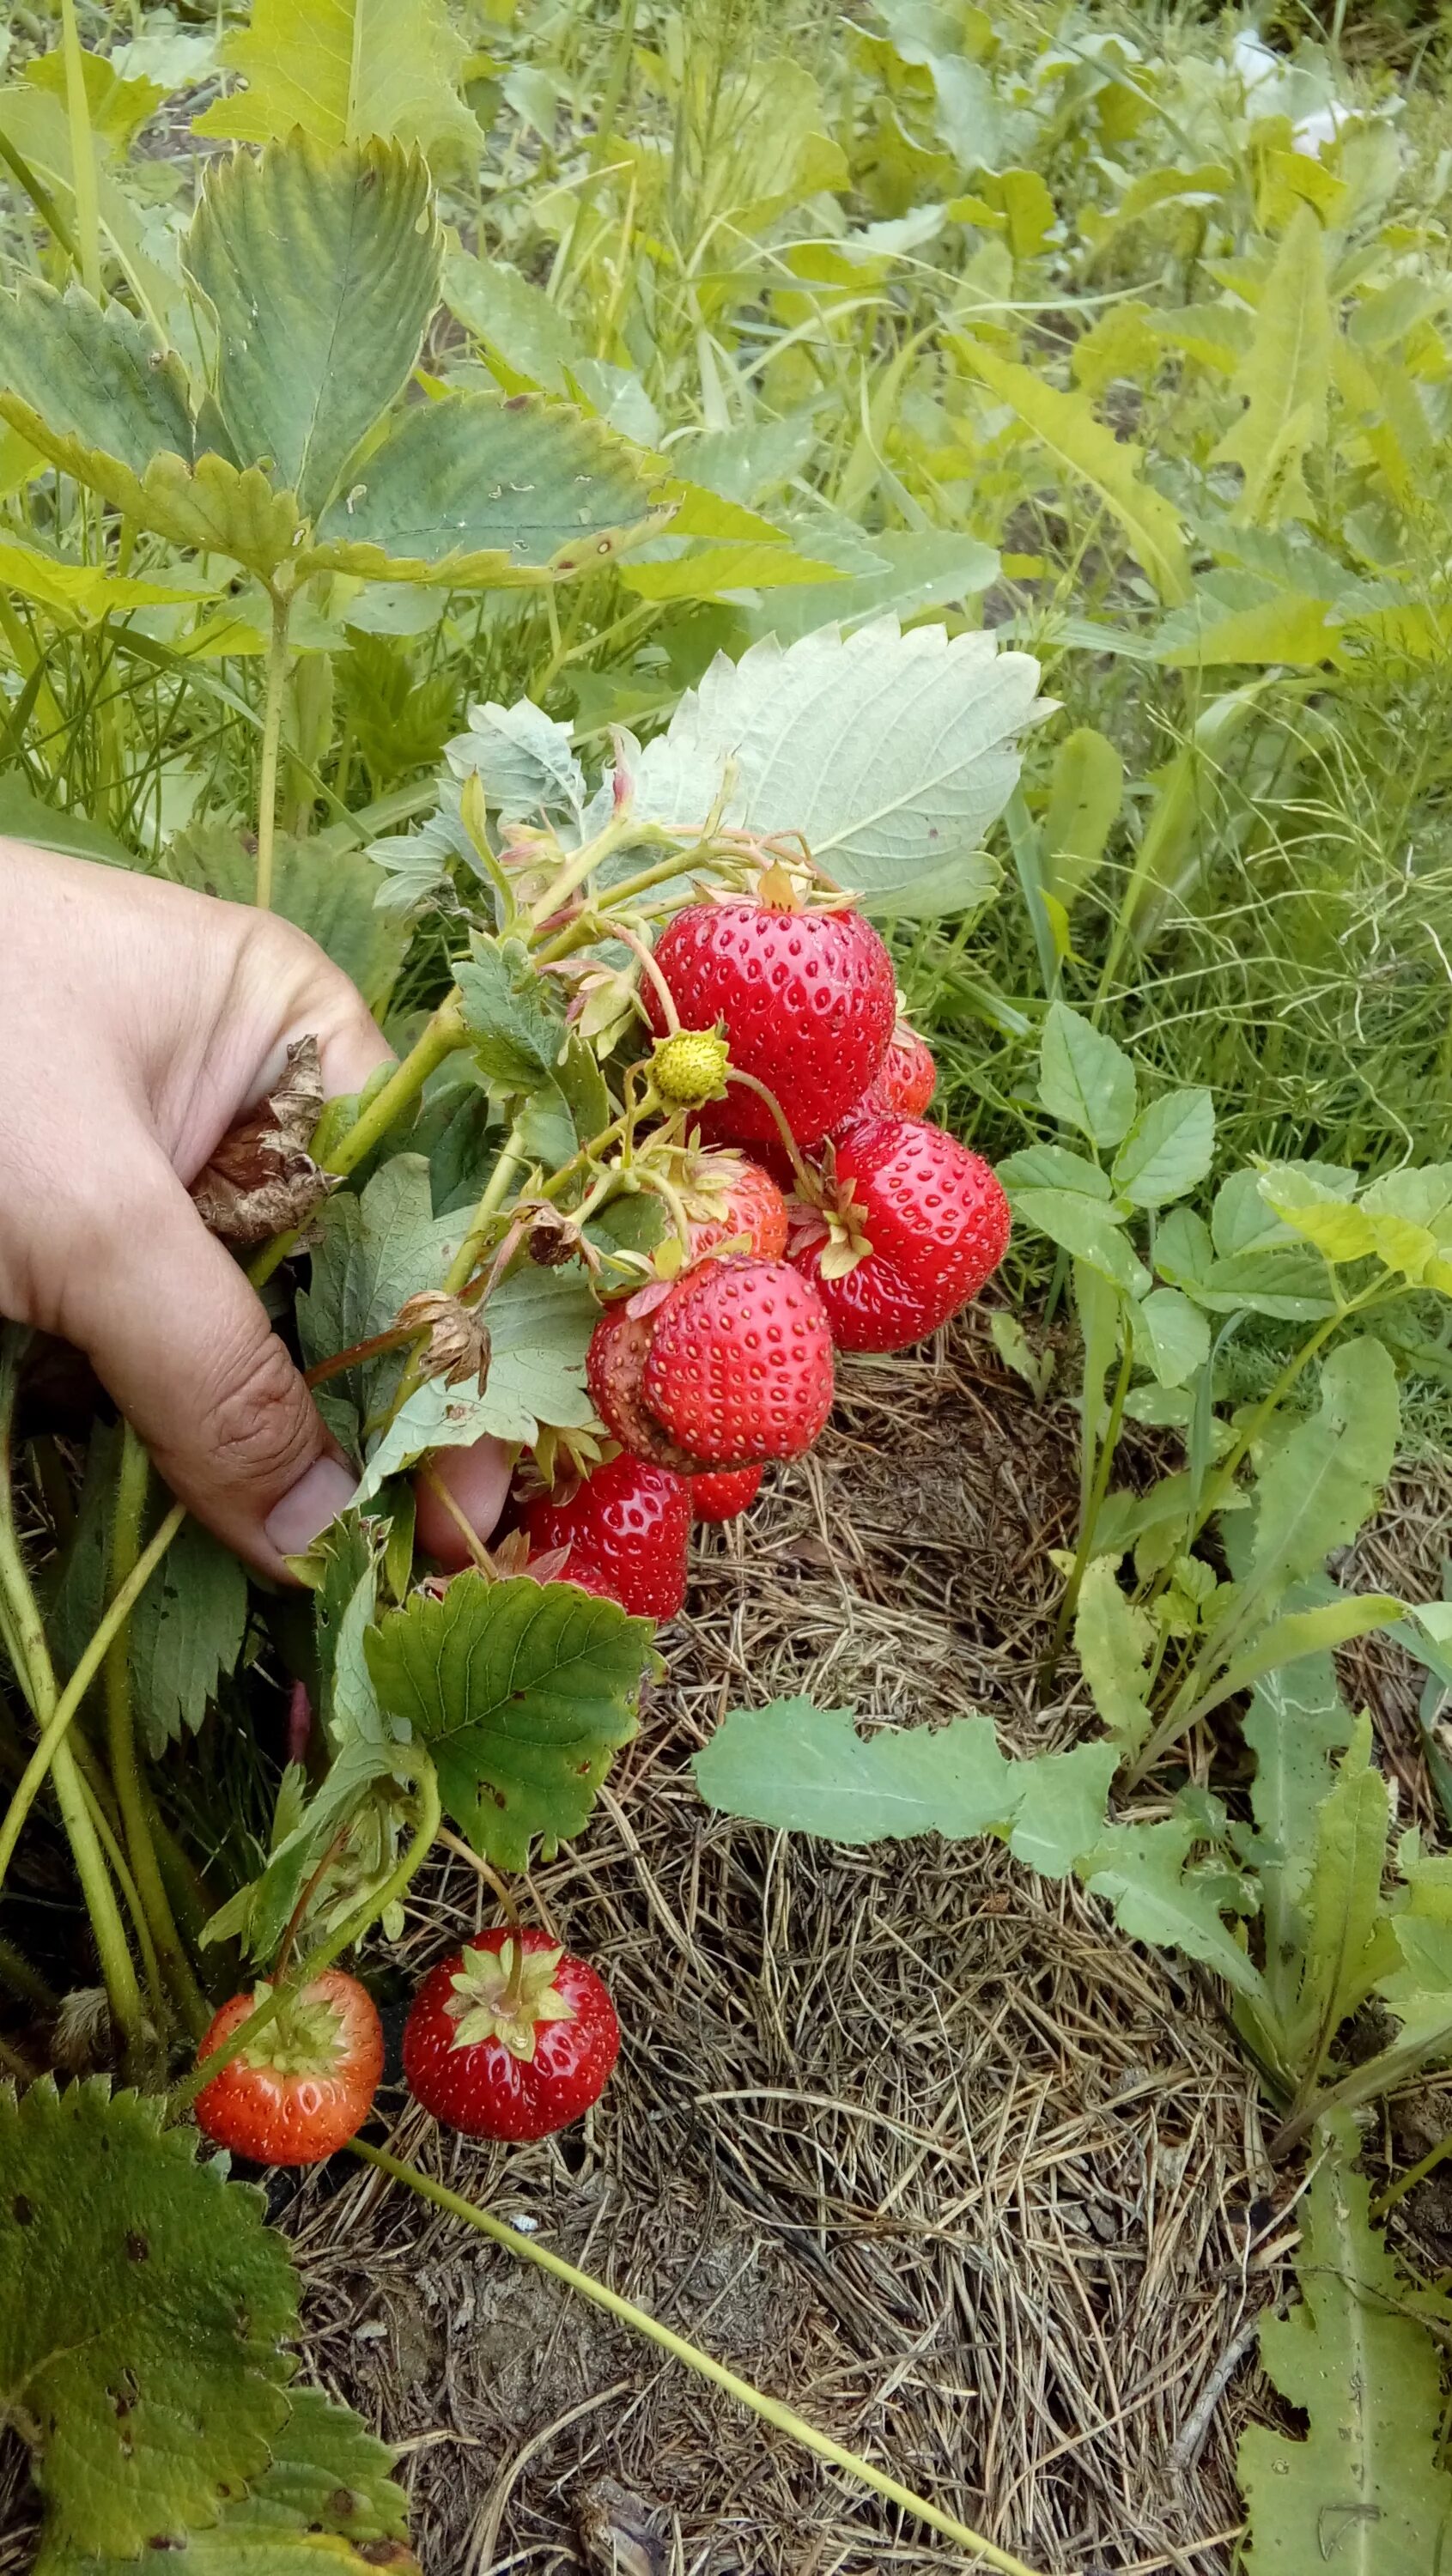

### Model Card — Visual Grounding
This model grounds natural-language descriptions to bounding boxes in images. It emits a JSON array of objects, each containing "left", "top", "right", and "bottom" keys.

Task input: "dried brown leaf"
[{"left": 190, "top": 1035, "right": 332, "bottom": 1248}]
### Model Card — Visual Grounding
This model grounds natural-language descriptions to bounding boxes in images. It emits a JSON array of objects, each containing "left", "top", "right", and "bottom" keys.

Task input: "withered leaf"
[
  {"left": 191, "top": 1035, "right": 333, "bottom": 1248},
  {"left": 394, "top": 1292, "right": 491, "bottom": 1393},
  {"left": 574, "top": 2477, "right": 666, "bottom": 2576}
]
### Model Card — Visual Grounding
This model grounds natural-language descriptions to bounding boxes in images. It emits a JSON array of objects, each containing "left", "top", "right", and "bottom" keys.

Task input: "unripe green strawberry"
[{"left": 651, "top": 1027, "right": 730, "bottom": 1108}]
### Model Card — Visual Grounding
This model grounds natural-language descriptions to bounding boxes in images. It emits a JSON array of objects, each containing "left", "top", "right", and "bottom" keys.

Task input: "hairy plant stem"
[
  {"left": 104, "top": 1430, "right": 209, "bottom": 2038},
  {"left": 0, "top": 1334, "right": 145, "bottom": 2052},
  {"left": 351, "top": 2142, "right": 1048, "bottom": 2576},
  {"left": 166, "top": 1749, "right": 441, "bottom": 2118},
  {"left": 254, "top": 584, "right": 292, "bottom": 911}
]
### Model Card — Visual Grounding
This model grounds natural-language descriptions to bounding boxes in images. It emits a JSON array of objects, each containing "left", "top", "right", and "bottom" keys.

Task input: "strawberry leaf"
[
  {"left": 365, "top": 1574, "right": 653, "bottom": 1868},
  {"left": 0, "top": 2080, "right": 297, "bottom": 2560}
]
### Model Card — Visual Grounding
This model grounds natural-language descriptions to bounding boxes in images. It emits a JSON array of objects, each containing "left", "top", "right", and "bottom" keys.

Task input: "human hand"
[{"left": 0, "top": 841, "right": 394, "bottom": 1573}]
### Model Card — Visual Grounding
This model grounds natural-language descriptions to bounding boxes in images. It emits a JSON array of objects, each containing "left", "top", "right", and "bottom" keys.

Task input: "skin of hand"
[{"left": 0, "top": 840, "right": 396, "bottom": 1575}]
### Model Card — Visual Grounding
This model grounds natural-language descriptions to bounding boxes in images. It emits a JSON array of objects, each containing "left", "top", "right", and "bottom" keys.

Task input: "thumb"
[{"left": 64, "top": 1145, "right": 355, "bottom": 1574}]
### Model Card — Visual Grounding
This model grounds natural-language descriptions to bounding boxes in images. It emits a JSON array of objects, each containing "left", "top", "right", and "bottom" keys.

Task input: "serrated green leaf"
[
  {"left": 39, "top": 2385, "right": 418, "bottom": 2573},
  {"left": 192, "top": 0, "right": 478, "bottom": 158},
  {"left": 185, "top": 133, "right": 440, "bottom": 521},
  {"left": 957, "top": 339, "right": 1192, "bottom": 603},
  {"left": 455, "top": 933, "right": 568, "bottom": 1091},
  {"left": 445, "top": 699, "right": 586, "bottom": 823},
  {"left": 1232, "top": 1341, "right": 1400, "bottom": 1622},
  {"left": 1135, "top": 1285, "right": 1210, "bottom": 1388},
  {"left": 692, "top": 1696, "right": 1115, "bottom": 1865},
  {"left": 365, "top": 1573, "right": 649, "bottom": 1868},
  {"left": 297, "top": 1156, "right": 459, "bottom": 1388},
  {"left": 1244, "top": 1649, "right": 1355, "bottom": 2020},
  {"left": 1112, "top": 1088, "right": 1215, "bottom": 1206},
  {"left": 1212, "top": 203, "right": 1332, "bottom": 529},
  {"left": 1038, "top": 1001, "right": 1137, "bottom": 1148},
  {"left": 1040, "top": 726, "right": 1122, "bottom": 909},
  {"left": 1077, "top": 1818, "right": 1267, "bottom": 2000},
  {"left": 1214, "top": 1162, "right": 1355, "bottom": 1259},
  {"left": 0, "top": 2080, "right": 297, "bottom": 2558},
  {"left": 743, "top": 528, "right": 999, "bottom": 647},
  {"left": 353, "top": 1264, "right": 600, "bottom": 1500},
  {"left": 303, "top": 392, "right": 662, "bottom": 588},
  {"left": 1238, "top": 2122, "right": 1452, "bottom": 2572},
  {"left": 1006, "top": 1189, "right": 1147, "bottom": 1296},
  {"left": 1192, "top": 1250, "right": 1339, "bottom": 1321},
  {"left": 1074, "top": 1558, "right": 1153, "bottom": 1753},
  {"left": 0, "top": 529, "right": 218, "bottom": 624},
  {"left": 621, "top": 619, "right": 1038, "bottom": 916},
  {"left": 129, "top": 1516, "right": 249, "bottom": 1757},
  {"left": 442, "top": 247, "right": 585, "bottom": 394}
]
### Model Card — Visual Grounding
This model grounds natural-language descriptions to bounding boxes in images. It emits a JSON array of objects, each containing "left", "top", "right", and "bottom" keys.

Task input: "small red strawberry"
[
  {"left": 679, "top": 1148, "right": 789, "bottom": 1261},
  {"left": 643, "top": 1256, "right": 834, "bottom": 1465},
  {"left": 404, "top": 1927, "right": 618, "bottom": 2142},
  {"left": 788, "top": 1113, "right": 1009, "bottom": 1354},
  {"left": 193, "top": 1971, "right": 383, "bottom": 2166},
  {"left": 647, "top": 893, "right": 895, "bottom": 1146},
  {"left": 847, "top": 1025, "right": 937, "bottom": 1124},
  {"left": 521, "top": 1450, "right": 691, "bottom": 1618},
  {"left": 691, "top": 1464, "right": 763, "bottom": 1522}
]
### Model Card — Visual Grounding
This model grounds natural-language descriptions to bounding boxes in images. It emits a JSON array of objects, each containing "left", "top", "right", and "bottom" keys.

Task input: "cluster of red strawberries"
[{"left": 494, "top": 888, "right": 1010, "bottom": 1619}]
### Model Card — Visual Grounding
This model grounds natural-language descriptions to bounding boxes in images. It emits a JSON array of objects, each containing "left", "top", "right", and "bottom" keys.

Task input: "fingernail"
[{"left": 264, "top": 1457, "right": 357, "bottom": 1556}]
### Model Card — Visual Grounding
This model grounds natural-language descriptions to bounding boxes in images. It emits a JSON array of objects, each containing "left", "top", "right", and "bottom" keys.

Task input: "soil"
[{"left": 3, "top": 1312, "right": 1449, "bottom": 2575}]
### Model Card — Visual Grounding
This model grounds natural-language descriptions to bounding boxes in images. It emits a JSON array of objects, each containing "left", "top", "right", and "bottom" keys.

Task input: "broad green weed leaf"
[
  {"left": 1243, "top": 1650, "right": 1354, "bottom": 2019},
  {"left": 304, "top": 393, "right": 662, "bottom": 588},
  {"left": 956, "top": 340, "right": 1192, "bottom": 604},
  {"left": 193, "top": 0, "right": 477, "bottom": 158},
  {"left": 0, "top": 775, "right": 131, "bottom": 867},
  {"left": 456, "top": 933, "right": 568, "bottom": 1091},
  {"left": 1213, "top": 1162, "right": 1354, "bottom": 1259},
  {"left": 743, "top": 530, "right": 999, "bottom": 647},
  {"left": 1038, "top": 1001, "right": 1137, "bottom": 1147},
  {"left": 1151, "top": 569, "right": 1345, "bottom": 669},
  {"left": 619, "top": 542, "right": 842, "bottom": 603},
  {"left": 1112, "top": 1088, "right": 1215, "bottom": 1206},
  {"left": 446, "top": 701, "right": 586, "bottom": 825},
  {"left": 297, "top": 1156, "right": 459, "bottom": 1383},
  {"left": 1077, "top": 1819, "right": 1267, "bottom": 2000},
  {"left": 1074, "top": 1558, "right": 1153, "bottom": 1753},
  {"left": 1212, "top": 203, "right": 1332, "bottom": 528},
  {"left": 1135, "top": 1286, "right": 1210, "bottom": 1388},
  {"left": 366, "top": 1574, "right": 650, "bottom": 1868},
  {"left": 1238, "top": 2120, "right": 1452, "bottom": 2571},
  {"left": 185, "top": 135, "right": 440, "bottom": 522},
  {"left": 1002, "top": 1189, "right": 1148, "bottom": 1296},
  {"left": 621, "top": 620, "right": 1040, "bottom": 917},
  {"left": 1234, "top": 1340, "right": 1400, "bottom": 1613},
  {"left": 995, "top": 1142, "right": 1113, "bottom": 1199},
  {"left": 1202, "top": 1595, "right": 1404, "bottom": 1721},
  {"left": 1282, "top": 1716, "right": 1398, "bottom": 2075},
  {"left": 442, "top": 249, "right": 585, "bottom": 395},
  {"left": 39, "top": 2386, "right": 418, "bottom": 2573},
  {"left": 0, "top": 530, "right": 218, "bottom": 624},
  {"left": 692, "top": 1697, "right": 1115, "bottom": 1862},
  {"left": 0, "top": 2080, "right": 296, "bottom": 2559},
  {"left": 1041, "top": 726, "right": 1122, "bottom": 908}
]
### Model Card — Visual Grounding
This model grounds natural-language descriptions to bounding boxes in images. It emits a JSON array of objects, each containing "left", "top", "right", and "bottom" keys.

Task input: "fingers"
[
  {"left": 232, "top": 913, "right": 397, "bottom": 1121},
  {"left": 63, "top": 1145, "right": 355, "bottom": 1576}
]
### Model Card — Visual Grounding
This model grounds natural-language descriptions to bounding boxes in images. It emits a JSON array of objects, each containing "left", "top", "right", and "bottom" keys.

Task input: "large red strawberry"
[
  {"left": 647, "top": 896, "right": 895, "bottom": 1145},
  {"left": 788, "top": 1114, "right": 1009, "bottom": 1354},
  {"left": 679, "top": 1148, "right": 788, "bottom": 1260},
  {"left": 841, "top": 1024, "right": 937, "bottom": 1126},
  {"left": 643, "top": 1256, "right": 834, "bottom": 1465},
  {"left": 521, "top": 1452, "right": 691, "bottom": 1618}
]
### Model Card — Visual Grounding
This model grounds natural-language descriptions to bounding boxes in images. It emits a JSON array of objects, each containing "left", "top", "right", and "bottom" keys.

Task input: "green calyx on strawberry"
[
  {"left": 442, "top": 1935, "right": 576, "bottom": 2063},
  {"left": 589, "top": 1255, "right": 834, "bottom": 1471},
  {"left": 650, "top": 1025, "right": 731, "bottom": 1108},
  {"left": 645, "top": 872, "right": 896, "bottom": 1149},
  {"left": 520, "top": 1449, "right": 692, "bottom": 1618},
  {"left": 788, "top": 1112, "right": 1011, "bottom": 1355},
  {"left": 671, "top": 1145, "right": 789, "bottom": 1261}
]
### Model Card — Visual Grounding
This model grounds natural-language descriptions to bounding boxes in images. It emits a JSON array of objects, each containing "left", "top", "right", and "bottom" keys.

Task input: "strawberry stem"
[{"left": 720, "top": 1069, "right": 813, "bottom": 1191}]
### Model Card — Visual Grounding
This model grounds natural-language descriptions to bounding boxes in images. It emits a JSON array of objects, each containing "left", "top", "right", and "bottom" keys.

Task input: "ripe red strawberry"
[
  {"left": 643, "top": 1256, "right": 834, "bottom": 1465},
  {"left": 680, "top": 1148, "right": 789, "bottom": 1261},
  {"left": 194, "top": 1971, "right": 383, "bottom": 2166},
  {"left": 587, "top": 1299, "right": 706, "bottom": 1472},
  {"left": 647, "top": 897, "right": 895, "bottom": 1145},
  {"left": 404, "top": 1927, "right": 618, "bottom": 2142},
  {"left": 788, "top": 1113, "right": 1010, "bottom": 1354},
  {"left": 521, "top": 1450, "right": 690, "bottom": 1618},
  {"left": 691, "top": 1464, "right": 763, "bottom": 1522},
  {"left": 850, "top": 1026, "right": 937, "bottom": 1123}
]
